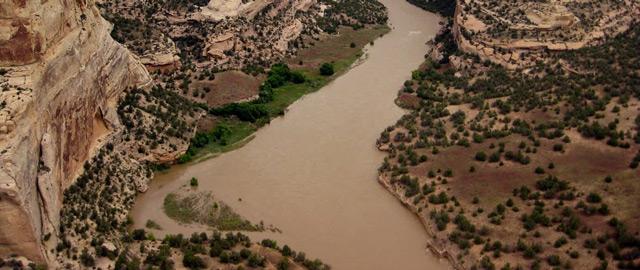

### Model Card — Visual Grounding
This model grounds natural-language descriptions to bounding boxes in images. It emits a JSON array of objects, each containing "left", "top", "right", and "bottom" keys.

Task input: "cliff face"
[
  {"left": 451, "top": 0, "right": 640, "bottom": 68},
  {"left": 0, "top": 0, "right": 149, "bottom": 264}
]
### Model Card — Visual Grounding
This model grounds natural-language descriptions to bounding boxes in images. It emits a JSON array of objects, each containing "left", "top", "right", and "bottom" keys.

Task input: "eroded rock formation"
[
  {"left": 451, "top": 0, "right": 640, "bottom": 68},
  {"left": 0, "top": 0, "right": 150, "bottom": 264},
  {"left": 99, "top": 0, "right": 387, "bottom": 71}
]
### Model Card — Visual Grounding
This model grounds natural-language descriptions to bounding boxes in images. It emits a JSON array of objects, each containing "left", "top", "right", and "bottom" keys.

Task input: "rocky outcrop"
[
  {"left": 198, "top": 0, "right": 316, "bottom": 68},
  {"left": 136, "top": 34, "right": 181, "bottom": 68},
  {"left": 205, "top": 32, "right": 236, "bottom": 60},
  {"left": 99, "top": 0, "right": 318, "bottom": 71},
  {"left": 451, "top": 0, "right": 640, "bottom": 68},
  {"left": 201, "top": 0, "right": 261, "bottom": 20},
  {"left": 99, "top": 0, "right": 386, "bottom": 73},
  {"left": 0, "top": 0, "right": 150, "bottom": 265}
]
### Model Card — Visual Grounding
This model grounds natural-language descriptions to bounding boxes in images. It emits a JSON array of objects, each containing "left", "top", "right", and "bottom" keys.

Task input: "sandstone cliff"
[
  {"left": 0, "top": 0, "right": 150, "bottom": 264},
  {"left": 451, "top": 0, "right": 640, "bottom": 69}
]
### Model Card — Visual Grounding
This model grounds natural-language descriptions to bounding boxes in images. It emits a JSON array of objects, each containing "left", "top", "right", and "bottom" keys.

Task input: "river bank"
[
  {"left": 374, "top": 4, "right": 640, "bottom": 268},
  {"left": 132, "top": 0, "right": 449, "bottom": 269},
  {"left": 179, "top": 25, "right": 390, "bottom": 164},
  {"left": 378, "top": 174, "right": 465, "bottom": 270}
]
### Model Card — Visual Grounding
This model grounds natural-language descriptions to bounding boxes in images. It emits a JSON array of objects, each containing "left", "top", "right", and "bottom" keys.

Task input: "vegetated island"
[{"left": 377, "top": 0, "right": 640, "bottom": 269}]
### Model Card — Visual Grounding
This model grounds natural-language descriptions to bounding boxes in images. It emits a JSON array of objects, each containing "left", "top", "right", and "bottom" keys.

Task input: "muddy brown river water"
[{"left": 132, "top": 1, "right": 449, "bottom": 269}]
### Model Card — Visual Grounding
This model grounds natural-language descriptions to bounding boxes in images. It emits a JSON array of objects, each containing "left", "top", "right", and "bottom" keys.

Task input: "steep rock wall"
[
  {"left": 0, "top": 0, "right": 150, "bottom": 264},
  {"left": 451, "top": 0, "right": 640, "bottom": 69}
]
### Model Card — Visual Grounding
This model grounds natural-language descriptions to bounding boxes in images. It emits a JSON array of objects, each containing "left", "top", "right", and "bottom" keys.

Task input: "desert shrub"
[{"left": 319, "top": 63, "right": 335, "bottom": 76}]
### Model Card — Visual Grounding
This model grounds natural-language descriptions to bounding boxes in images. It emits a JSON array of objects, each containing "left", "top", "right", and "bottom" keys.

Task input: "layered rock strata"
[
  {"left": 452, "top": 0, "right": 640, "bottom": 68},
  {"left": 0, "top": 0, "right": 150, "bottom": 264}
]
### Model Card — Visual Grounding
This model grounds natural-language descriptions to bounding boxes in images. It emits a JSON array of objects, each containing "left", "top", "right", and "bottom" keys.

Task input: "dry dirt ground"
[
  {"left": 378, "top": 24, "right": 640, "bottom": 269},
  {"left": 190, "top": 71, "right": 263, "bottom": 108},
  {"left": 287, "top": 26, "right": 389, "bottom": 69}
]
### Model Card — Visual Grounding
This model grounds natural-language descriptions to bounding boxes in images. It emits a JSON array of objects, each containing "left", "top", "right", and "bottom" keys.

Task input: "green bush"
[
  {"left": 183, "top": 251, "right": 206, "bottom": 269},
  {"left": 290, "top": 71, "right": 306, "bottom": 84},
  {"left": 190, "top": 177, "right": 198, "bottom": 187},
  {"left": 319, "top": 63, "right": 335, "bottom": 76},
  {"left": 210, "top": 103, "right": 269, "bottom": 122},
  {"left": 586, "top": 193, "right": 602, "bottom": 203},
  {"left": 80, "top": 248, "right": 95, "bottom": 267},
  {"left": 132, "top": 229, "right": 146, "bottom": 240}
]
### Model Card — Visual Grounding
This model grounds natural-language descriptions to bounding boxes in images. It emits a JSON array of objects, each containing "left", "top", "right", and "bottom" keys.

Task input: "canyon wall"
[
  {"left": 0, "top": 0, "right": 150, "bottom": 264},
  {"left": 451, "top": 0, "right": 640, "bottom": 69}
]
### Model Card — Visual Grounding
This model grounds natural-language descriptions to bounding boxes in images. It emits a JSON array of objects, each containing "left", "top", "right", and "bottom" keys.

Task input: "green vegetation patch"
[
  {"left": 163, "top": 191, "right": 260, "bottom": 231},
  {"left": 178, "top": 119, "right": 256, "bottom": 163}
]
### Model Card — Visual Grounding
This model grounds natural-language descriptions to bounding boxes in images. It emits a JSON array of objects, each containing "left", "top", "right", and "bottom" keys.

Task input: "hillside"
[
  {"left": 453, "top": 0, "right": 639, "bottom": 68},
  {"left": 378, "top": 1, "right": 640, "bottom": 269},
  {"left": 0, "top": 0, "right": 151, "bottom": 265}
]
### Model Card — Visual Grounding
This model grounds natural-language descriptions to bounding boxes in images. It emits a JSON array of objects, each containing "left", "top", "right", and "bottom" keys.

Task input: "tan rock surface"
[
  {"left": 201, "top": 0, "right": 267, "bottom": 20},
  {"left": 0, "top": 0, "right": 150, "bottom": 264},
  {"left": 452, "top": 0, "right": 640, "bottom": 69},
  {"left": 137, "top": 34, "right": 181, "bottom": 67}
]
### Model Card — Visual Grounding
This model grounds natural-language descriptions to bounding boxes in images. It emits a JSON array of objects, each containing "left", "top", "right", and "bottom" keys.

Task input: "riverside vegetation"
[
  {"left": 178, "top": 25, "right": 389, "bottom": 163},
  {"left": 378, "top": 1, "right": 640, "bottom": 269},
  {"left": 161, "top": 177, "right": 277, "bottom": 232},
  {"left": 66, "top": 231, "right": 330, "bottom": 270}
]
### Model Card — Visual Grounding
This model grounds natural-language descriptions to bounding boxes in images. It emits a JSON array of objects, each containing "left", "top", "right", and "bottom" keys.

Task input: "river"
[{"left": 131, "top": 1, "right": 448, "bottom": 269}]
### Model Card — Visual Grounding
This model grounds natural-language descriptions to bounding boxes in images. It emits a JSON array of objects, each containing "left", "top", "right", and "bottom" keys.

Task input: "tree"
[
  {"left": 80, "top": 248, "right": 95, "bottom": 267},
  {"left": 586, "top": 193, "right": 602, "bottom": 203},
  {"left": 248, "top": 253, "right": 265, "bottom": 267},
  {"left": 290, "top": 71, "right": 306, "bottom": 84},
  {"left": 553, "top": 144, "right": 564, "bottom": 152},
  {"left": 190, "top": 177, "right": 198, "bottom": 187},
  {"left": 277, "top": 258, "right": 291, "bottom": 270},
  {"left": 319, "top": 63, "right": 335, "bottom": 76},
  {"left": 132, "top": 229, "right": 146, "bottom": 240},
  {"left": 281, "top": 245, "right": 293, "bottom": 256},
  {"left": 183, "top": 251, "right": 206, "bottom": 269},
  {"left": 489, "top": 152, "right": 501, "bottom": 163},
  {"left": 261, "top": 239, "right": 278, "bottom": 249},
  {"left": 475, "top": 151, "right": 487, "bottom": 161}
]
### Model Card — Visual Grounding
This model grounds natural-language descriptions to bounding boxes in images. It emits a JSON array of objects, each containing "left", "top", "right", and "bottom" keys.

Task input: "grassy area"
[
  {"left": 188, "top": 119, "right": 257, "bottom": 162},
  {"left": 265, "top": 25, "right": 390, "bottom": 114},
  {"left": 263, "top": 70, "right": 328, "bottom": 116},
  {"left": 163, "top": 193, "right": 198, "bottom": 223},
  {"left": 182, "top": 25, "right": 390, "bottom": 163},
  {"left": 163, "top": 191, "right": 260, "bottom": 231},
  {"left": 289, "top": 25, "right": 390, "bottom": 67}
]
